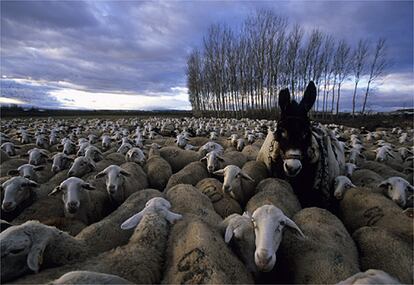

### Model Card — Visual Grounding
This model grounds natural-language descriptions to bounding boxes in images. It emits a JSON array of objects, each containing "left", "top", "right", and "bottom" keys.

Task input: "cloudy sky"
[{"left": 1, "top": 0, "right": 413, "bottom": 111}]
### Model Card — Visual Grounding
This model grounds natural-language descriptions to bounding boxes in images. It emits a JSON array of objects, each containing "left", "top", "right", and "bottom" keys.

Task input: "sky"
[{"left": 1, "top": 0, "right": 413, "bottom": 111}]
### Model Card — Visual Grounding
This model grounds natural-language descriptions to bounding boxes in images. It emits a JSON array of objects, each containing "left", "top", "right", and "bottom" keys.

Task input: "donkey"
[{"left": 257, "top": 81, "right": 343, "bottom": 208}]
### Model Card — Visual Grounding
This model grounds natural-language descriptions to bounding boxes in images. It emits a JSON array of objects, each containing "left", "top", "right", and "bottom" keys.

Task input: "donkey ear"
[
  {"left": 299, "top": 81, "right": 317, "bottom": 113},
  {"left": 278, "top": 88, "right": 291, "bottom": 112}
]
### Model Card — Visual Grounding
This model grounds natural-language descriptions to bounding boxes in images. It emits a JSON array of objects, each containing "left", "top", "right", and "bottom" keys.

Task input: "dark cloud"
[{"left": 0, "top": 1, "right": 412, "bottom": 110}]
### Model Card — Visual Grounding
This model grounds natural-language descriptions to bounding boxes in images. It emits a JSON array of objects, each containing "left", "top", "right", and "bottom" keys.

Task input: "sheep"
[
  {"left": 162, "top": 185, "right": 254, "bottom": 284},
  {"left": 352, "top": 226, "right": 412, "bottom": 284},
  {"left": 117, "top": 142, "right": 133, "bottom": 155},
  {"left": 242, "top": 144, "right": 260, "bottom": 161},
  {"left": 9, "top": 194, "right": 176, "bottom": 284},
  {"left": 165, "top": 184, "right": 222, "bottom": 227},
  {"left": 351, "top": 169, "right": 384, "bottom": 189},
  {"left": 7, "top": 164, "right": 46, "bottom": 182},
  {"left": 337, "top": 269, "right": 401, "bottom": 285},
  {"left": 333, "top": 176, "right": 356, "bottom": 200},
  {"left": 362, "top": 161, "right": 409, "bottom": 181},
  {"left": 76, "top": 141, "right": 90, "bottom": 156},
  {"left": 68, "top": 156, "right": 96, "bottom": 177},
  {"left": 28, "top": 148, "right": 49, "bottom": 165},
  {"left": 50, "top": 270, "right": 132, "bottom": 284},
  {"left": 160, "top": 146, "right": 200, "bottom": 173},
  {"left": 377, "top": 176, "right": 413, "bottom": 208},
  {"left": 344, "top": 162, "right": 358, "bottom": 178},
  {"left": 94, "top": 163, "right": 149, "bottom": 205},
  {"left": 213, "top": 165, "right": 254, "bottom": 206},
  {"left": 0, "top": 221, "right": 90, "bottom": 282},
  {"left": 339, "top": 187, "right": 413, "bottom": 243},
  {"left": 50, "top": 153, "right": 74, "bottom": 174},
  {"left": 166, "top": 161, "right": 209, "bottom": 190},
  {"left": 198, "top": 141, "right": 224, "bottom": 156},
  {"left": 196, "top": 178, "right": 242, "bottom": 218},
  {"left": 221, "top": 212, "right": 256, "bottom": 273},
  {"left": 236, "top": 138, "right": 246, "bottom": 151},
  {"left": 1, "top": 142, "right": 21, "bottom": 156},
  {"left": 175, "top": 133, "right": 189, "bottom": 148},
  {"left": 125, "top": 147, "right": 145, "bottom": 165},
  {"left": 58, "top": 139, "right": 76, "bottom": 155},
  {"left": 144, "top": 145, "right": 172, "bottom": 191},
  {"left": 278, "top": 207, "right": 360, "bottom": 284},
  {"left": 1, "top": 177, "right": 39, "bottom": 221},
  {"left": 101, "top": 135, "right": 112, "bottom": 149},
  {"left": 374, "top": 146, "right": 396, "bottom": 162},
  {"left": 84, "top": 145, "right": 103, "bottom": 162},
  {"left": 347, "top": 148, "right": 365, "bottom": 165},
  {"left": 49, "top": 177, "right": 111, "bottom": 225},
  {"left": 228, "top": 133, "right": 239, "bottom": 147}
]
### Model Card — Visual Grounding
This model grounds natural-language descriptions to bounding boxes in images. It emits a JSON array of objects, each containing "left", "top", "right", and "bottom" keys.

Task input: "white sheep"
[
  {"left": 95, "top": 163, "right": 149, "bottom": 205},
  {"left": 333, "top": 176, "right": 356, "bottom": 200},
  {"left": 50, "top": 271, "right": 132, "bottom": 284},
  {"left": 50, "top": 153, "right": 74, "bottom": 174},
  {"left": 7, "top": 164, "right": 46, "bottom": 182},
  {"left": 68, "top": 156, "right": 96, "bottom": 178},
  {"left": 213, "top": 165, "right": 254, "bottom": 205},
  {"left": 49, "top": 177, "right": 110, "bottom": 225},
  {"left": 125, "top": 147, "right": 145, "bottom": 165},
  {"left": 378, "top": 176, "right": 413, "bottom": 208},
  {"left": 337, "top": 269, "right": 401, "bottom": 285}
]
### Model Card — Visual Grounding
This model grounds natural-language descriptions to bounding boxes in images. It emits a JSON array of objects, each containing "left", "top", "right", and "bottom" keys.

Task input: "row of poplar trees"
[{"left": 186, "top": 10, "right": 388, "bottom": 117}]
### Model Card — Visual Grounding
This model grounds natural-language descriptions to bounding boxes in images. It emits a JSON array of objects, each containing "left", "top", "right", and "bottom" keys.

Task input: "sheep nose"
[
  {"left": 108, "top": 185, "right": 116, "bottom": 194},
  {"left": 207, "top": 166, "right": 214, "bottom": 172},
  {"left": 24, "top": 175, "right": 31, "bottom": 179},
  {"left": 52, "top": 166, "right": 59, "bottom": 173},
  {"left": 223, "top": 185, "right": 231, "bottom": 193},
  {"left": 2, "top": 202, "right": 13, "bottom": 211},
  {"left": 255, "top": 249, "right": 274, "bottom": 271}
]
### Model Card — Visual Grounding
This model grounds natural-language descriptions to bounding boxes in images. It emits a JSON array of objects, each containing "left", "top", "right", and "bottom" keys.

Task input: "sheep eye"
[{"left": 280, "top": 220, "right": 286, "bottom": 226}]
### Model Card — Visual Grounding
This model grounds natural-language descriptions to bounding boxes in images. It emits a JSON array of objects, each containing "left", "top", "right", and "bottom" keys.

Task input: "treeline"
[{"left": 187, "top": 10, "right": 388, "bottom": 117}]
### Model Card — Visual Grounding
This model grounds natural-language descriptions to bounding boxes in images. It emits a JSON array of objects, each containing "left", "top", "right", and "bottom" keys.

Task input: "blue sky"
[{"left": 1, "top": 0, "right": 413, "bottom": 111}]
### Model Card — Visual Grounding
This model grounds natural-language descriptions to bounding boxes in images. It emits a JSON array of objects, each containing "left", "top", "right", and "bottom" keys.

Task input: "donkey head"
[{"left": 275, "top": 81, "right": 317, "bottom": 177}]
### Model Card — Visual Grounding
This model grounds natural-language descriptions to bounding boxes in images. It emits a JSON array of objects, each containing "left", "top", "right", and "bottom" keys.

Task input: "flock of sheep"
[{"left": 0, "top": 115, "right": 413, "bottom": 284}]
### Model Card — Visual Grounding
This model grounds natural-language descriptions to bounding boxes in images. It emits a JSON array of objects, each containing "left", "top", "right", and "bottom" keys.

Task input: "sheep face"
[
  {"left": 228, "top": 134, "right": 238, "bottom": 147},
  {"left": 27, "top": 148, "right": 48, "bottom": 166},
  {"left": 236, "top": 138, "right": 245, "bottom": 151},
  {"left": 199, "top": 142, "right": 223, "bottom": 157},
  {"left": 49, "top": 177, "right": 95, "bottom": 215},
  {"left": 51, "top": 153, "right": 73, "bottom": 173},
  {"left": 62, "top": 141, "right": 76, "bottom": 155},
  {"left": 223, "top": 213, "right": 256, "bottom": 273},
  {"left": 21, "top": 133, "right": 32, "bottom": 144},
  {"left": 201, "top": 151, "right": 224, "bottom": 174},
  {"left": 76, "top": 142, "right": 90, "bottom": 156},
  {"left": 0, "top": 221, "right": 56, "bottom": 281},
  {"left": 379, "top": 177, "right": 414, "bottom": 208},
  {"left": 125, "top": 148, "right": 145, "bottom": 165},
  {"left": 1, "top": 177, "right": 38, "bottom": 212},
  {"left": 8, "top": 164, "right": 45, "bottom": 181},
  {"left": 95, "top": 165, "right": 131, "bottom": 202},
  {"left": 117, "top": 143, "right": 133, "bottom": 155},
  {"left": 344, "top": 163, "right": 358, "bottom": 178},
  {"left": 84, "top": 146, "right": 103, "bottom": 162},
  {"left": 213, "top": 165, "right": 254, "bottom": 197},
  {"left": 175, "top": 134, "right": 188, "bottom": 149},
  {"left": 1, "top": 143, "right": 19, "bottom": 156},
  {"left": 375, "top": 146, "right": 395, "bottom": 162},
  {"left": 251, "top": 205, "right": 304, "bottom": 272},
  {"left": 101, "top": 135, "right": 111, "bottom": 149},
  {"left": 68, "top": 157, "right": 96, "bottom": 177},
  {"left": 333, "top": 176, "right": 356, "bottom": 200}
]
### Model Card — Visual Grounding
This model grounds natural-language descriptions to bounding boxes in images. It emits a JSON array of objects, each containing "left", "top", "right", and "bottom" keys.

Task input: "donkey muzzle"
[{"left": 283, "top": 159, "right": 302, "bottom": 177}]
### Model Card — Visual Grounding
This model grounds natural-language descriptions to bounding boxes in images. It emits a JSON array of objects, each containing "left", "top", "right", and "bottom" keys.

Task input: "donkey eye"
[{"left": 281, "top": 131, "right": 288, "bottom": 138}]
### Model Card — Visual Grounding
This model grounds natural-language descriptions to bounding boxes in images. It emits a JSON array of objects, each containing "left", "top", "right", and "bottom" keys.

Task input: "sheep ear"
[
  {"left": 7, "top": 169, "right": 19, "bottom": 176},
  {"left": 20, "top": 153, "right": 29, "bottom": 158},
  {"left": 14, "top": 145, "right": 22, "bottom": 149},
  {"left": 213, "top": 169, "right": 225, "bottom": 176},
  {"left": 49, "top": 186, "right": 61, "bottom": 196},
  {"left": 240, "top": 171, "right": 254, "bottom": 182},
  {"left": 27, "top": 231, "right": 52, "bottom": 273},
  {"left": 407, "top": 185, "right": 414, "bottom": 193},
  {"left": 120, "top": 211, "right": 145, "bottom": 230},
  {"left": 25, "top": 180, "right": 39, "bottom": 188},
  {"left": 200, "top": 156, "right": 207, "bottom": 162},
  {"left": 95, "top": 171, "right": 106, "bottom": 179},
  {"left": 82, "top": 183, "right": 95, "bottom": 190},
  {"left": 88, "top": 159, "right": 96, "bottom": 170},
  {"left": 278, "top": 88, "right": 291, "bottom": 112},
  {"left": 243, "top": 211, "right": 252, "bottom": 219},
  {"left": 120, "top": 169, "right": 131, "bottom": 177},
  {"left": 285, "top": 217, "right": 305, "bottom": 239},
  {"left": 377, "top": 181, "right": 389, "bottom": 189},
  {"left": 388, "top": 152, "right": 396, "bottom": 159},
  {"left": 34, "top": 165, "right": 45, "bottom": 171},
  {"left": 224, "top": 225, "right": 234, "bottom": 243},
  {"left": 217, "top": 155, "right": 225, "bottom": 162},
  {"left": 163, "top": 210, "right": 182, "bottom": 224}
]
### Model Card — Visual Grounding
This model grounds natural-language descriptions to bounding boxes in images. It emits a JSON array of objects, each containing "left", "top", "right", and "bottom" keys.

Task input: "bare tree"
[
  {"left": 351, "top": 39, "right": 369, "bottom": 116},
  {"left": 361, "top": 38, "right": 388, "bottom": 114},
  {"left": 332, "top": 39, "right": 351, "bottom": 115}
]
